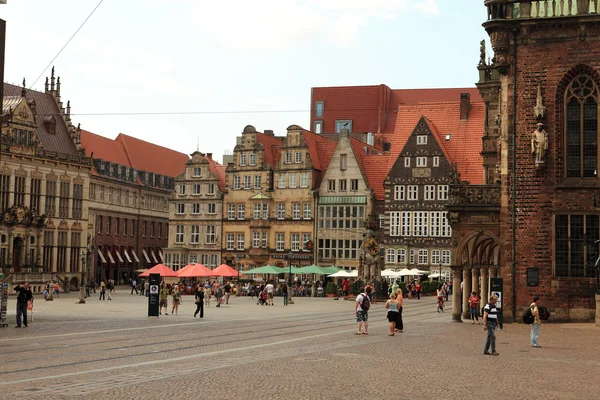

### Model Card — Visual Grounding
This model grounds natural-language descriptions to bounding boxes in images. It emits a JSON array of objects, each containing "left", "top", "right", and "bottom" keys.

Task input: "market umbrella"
[
  {"left": 139, "top": 264, "right": 178, "bottom": 278},
  {"left": 242, "top": 265, "right": 286, "bottom": 275},
  {"left": 322, "top": 266, "right": 342, "bottom": 274},
  {"left": 294, "top": 265, "right": 331, "bottom": 275},
  {"left": 408, "top": 268, "right": 428, "bottom": 275},
  {"left": 212, "top": 263, "right": 240, "bottom": 278},
  {"left": 328, "top": 270, "right": 358, "bottom": 278},
  {"left": 178, "top": 263, "right": 213, "bottom": 278},
  {"left": 397, "top": 268, "right": 413, "bottom": 276},
  {"left": 176, "top": 264, "right": 194, "bottom": 275},
  {"left": 381, "top": 269, "right": 403, "bottom": 277}
]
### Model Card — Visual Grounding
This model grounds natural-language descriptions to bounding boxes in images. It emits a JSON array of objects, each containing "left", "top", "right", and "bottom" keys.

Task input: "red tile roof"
[
  {"left": 301, "top": 130, "right": 337, "bottom": 172},
  {"left": 256, "top": 133, "right": 283, "bottom": 168},
  {"left": 205, "top": 154, "right": 227, "bottom": 192},
  {"left": 80, "top": 130, "right": 189, "bottom": 178},
  {"left": 349, "top": 138, "right": 390, "bottom": 200},
  {"left": 115, "top": 133, "right": 189, "bottom": 178},
  {"left": 310, "top": 84, "right": 482, "bottom": 135},
  {"left": 387, "top": 100, "right": 485, "bottom": 184}
]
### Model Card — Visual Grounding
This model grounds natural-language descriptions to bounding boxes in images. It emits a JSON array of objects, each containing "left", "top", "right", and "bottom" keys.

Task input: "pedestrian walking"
[
  {"left": 469, "top": 292, "right": 480, "bottom": 324},
  {"left": 194, "top": 284, "right": 204, "bottom": 318},
  {"left": 415, "top": 282, "right": 422, "bottom": 300},
  {"left": 385, "top": 293, "right": 399, "bottom": 336},
  {"left": 354, "top": 286, "right": 371, "bottom": 335},
  {"left": 139, "top": 279, "right": 146, "bottom": 296},
  {"left": 171, "top": 286, "right": 180, "bottom": 315},
  {"left": 159, "top": 284, "right": 169, "bottom": 315},
  {"left": 107, "top": 279, "right": 113, "bottom": 300},
  {"left": 213, "top": 281, "right": 223, "bottom": 307},
  {"left": 436, "top": 284, "right": 445, "bottom": 312},
  {"left": 395, "top": 288, "right": 404, "bottom": 332},
  {"left": 483, "top": 295, "right": 500, "bottom": 356},
  {"left": 130, "top": 279, "right": 138, "bottom": 295},
  {"left": 99, "top": 281, "right": 106, "bottom": 300},
  {"left": 530, "top": 296, "right": 542, "bottom": 348},
  {"left": 224, "top": 281, "right": 232, "bottom": 304},
  {"left": 265, "top": 281, "right": 274, "bottom": 306},
  {"left": 14, "top": 282, "right": 33, "bottom": 328},
  {"left": 281, "top": 282, "right": 288, "bottom": 306},
  {"left": 53, "top": 282, "right": 60, "bottom": 298}
]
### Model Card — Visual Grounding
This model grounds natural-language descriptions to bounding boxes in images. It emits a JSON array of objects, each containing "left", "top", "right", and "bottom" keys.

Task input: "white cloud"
[
  {"left": 413, "top": 0, "right": 440, "bottom": 15},
  {"left": 190, "top": 0, "right": 439, "bottom": 49}
]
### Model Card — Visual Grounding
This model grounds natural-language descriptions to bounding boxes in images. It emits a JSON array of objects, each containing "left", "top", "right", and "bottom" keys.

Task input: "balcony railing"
[{"left": 486, "top": 0, "right": 599, "bottom": 21}]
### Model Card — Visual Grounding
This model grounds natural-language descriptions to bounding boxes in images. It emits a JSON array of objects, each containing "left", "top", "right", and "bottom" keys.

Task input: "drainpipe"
[{"left": 511, "top": 31, "right": 518, "bottom": 322}]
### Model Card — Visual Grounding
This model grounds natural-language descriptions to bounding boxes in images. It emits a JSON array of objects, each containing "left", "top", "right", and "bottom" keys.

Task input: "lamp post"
[
  {"left": 288, "top": 250, "right": 294, "bottom": 305},
  {"left": 77, "top": 250, "right": 86, "bottom": 304}
]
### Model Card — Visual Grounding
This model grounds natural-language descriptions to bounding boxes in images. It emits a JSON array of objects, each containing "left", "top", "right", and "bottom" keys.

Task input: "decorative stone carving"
[
  {"left": 0, "top": 205, "right": 46, "bottom": 227},
  {"left": 479, "top": 40, "right": 487, "bottom": 66},
  {"left": 531, "top": 123, "right": 549, "bottom": 165},
  {"left": 533, "top": 82, "right": 547, "bottom": 120},
  {"left": 359, "top": 229, "right": 381, "bottom": 282}
]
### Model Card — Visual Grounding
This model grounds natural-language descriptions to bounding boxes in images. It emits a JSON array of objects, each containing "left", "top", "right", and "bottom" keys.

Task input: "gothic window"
[{"left": 565, "top": 75, "right": 599, "bottom": 178}]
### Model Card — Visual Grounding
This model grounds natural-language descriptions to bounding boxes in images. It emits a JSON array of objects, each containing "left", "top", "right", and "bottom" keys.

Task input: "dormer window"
[
  {"left": 285, "top": 152, "right": 292, "bottom": 164},
  {"left": 43, "top": 116, "right": 56, "bottom": 135},
  {"left": 193, "top": 167, "right": 202, "bottom": 177},
  {"left": 240, "top": 154, "right": 247, "bottom": 166},
  {"left": 249, "top": 153, "right": 256, "bottom": 165},
  {"left": 417, "top": 135, "right": 427, "bottom": 145}
]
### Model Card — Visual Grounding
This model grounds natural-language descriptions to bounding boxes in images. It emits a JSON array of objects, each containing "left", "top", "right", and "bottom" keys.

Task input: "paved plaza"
[{"left": 0, "top": 289, "right": 598, "bottom": 399}]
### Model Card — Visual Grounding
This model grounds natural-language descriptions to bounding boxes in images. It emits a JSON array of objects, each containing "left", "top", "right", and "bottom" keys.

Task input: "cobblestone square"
[{"left": 0, "top": 290, "right": 598, "bottom": 399}]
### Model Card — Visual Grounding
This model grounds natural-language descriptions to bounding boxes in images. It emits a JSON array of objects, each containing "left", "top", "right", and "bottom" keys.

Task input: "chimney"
[
  {"left": 460, "top": 93, "right": 471, "bottom": 120},
  {"left": 264, "top": 130, "right": 274, "bottom": 136},
  {"left": 207, "top": 153, "right": 213, "bottom": 160},
  {"left": 340, "top": 128, "right": 350, "bottom": 139}
]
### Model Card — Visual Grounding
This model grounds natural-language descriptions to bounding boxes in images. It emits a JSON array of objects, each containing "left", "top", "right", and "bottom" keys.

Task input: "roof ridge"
[{"left": 115, "top": 133, "right": 134, "bottom": 167}]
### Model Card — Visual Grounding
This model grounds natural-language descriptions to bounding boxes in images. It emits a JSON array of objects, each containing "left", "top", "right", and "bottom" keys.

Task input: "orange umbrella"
[
  {"left": 212, "top": 263, "right": 240, "bottom": 278},
  {"left": 176, "top": 264, "right": 194, "bottom": 275},
  {"left": 178, "top": 263, "right": 213, "bottom": 278},
  {"left": 139, "top": 263, "right": 178, "bottom": 277}
]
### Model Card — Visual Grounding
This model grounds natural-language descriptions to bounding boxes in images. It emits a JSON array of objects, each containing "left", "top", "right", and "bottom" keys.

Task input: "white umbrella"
[
  {"left": 408, "top": 268, "right": 428, "bottom": 275},
  {"left": 381, "top": 269, "right": 402, "bottom": 277},
  {"left": 397, "top": 268, "right": 413, "bottom": 276},
  {"left": 429, "top": 273, "right": 441, "bottom": 278},
  {"left": 328, "top": 270, "right": 352, "bottom": 278}
]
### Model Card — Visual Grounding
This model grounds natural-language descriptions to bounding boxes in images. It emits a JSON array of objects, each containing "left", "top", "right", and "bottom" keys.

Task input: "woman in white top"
[{"left": 385, "top": 293, "right": 400, "bottom": 336}]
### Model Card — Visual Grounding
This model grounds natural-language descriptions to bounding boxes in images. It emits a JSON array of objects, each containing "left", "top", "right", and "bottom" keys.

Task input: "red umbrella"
[
  {"left": 212, "top": 263, "right": 240, "bottom": 278},
  {"left": 139, "top": 263, "right": 178, "bottom": 277},
  {"left": 178, "top": 263, "right": 213, "bottom": 278},
  {"left": 177, "top": 264, "right": 194, "bottom": 275}
]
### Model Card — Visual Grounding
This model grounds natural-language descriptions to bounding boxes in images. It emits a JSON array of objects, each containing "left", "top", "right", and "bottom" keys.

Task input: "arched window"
[{"left": 565, "top": 75, "right": 599, "bottom": 178}]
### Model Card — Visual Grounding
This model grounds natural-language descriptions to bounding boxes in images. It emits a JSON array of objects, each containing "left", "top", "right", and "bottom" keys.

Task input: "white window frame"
[
  {"left": 418, "top": 249, "right": 428, "bottom": 265},
  {"left": 417, "top": 135, "right": 428, "bottom": 145},
  {"left": 433, "top": 156, "right": 440, "bottom": 167},
  {"left": 390, "top": 211, "right": 401, "bottom": 236},
  {"left": 409, "top": 249, "right": 415, "bottom": 265},
  {"left": 295, "top": 152, "right": 302, "bottom": 164},
  {"left": 190, "top": 225, "right": 200, "bottom": 244},
  {"left": 379, "top": 214, "right": 385, "bottom": 228},
  {"left": 233, "top": 176, "right": 241, "bottom": 190},
  {"left": 207, "top": 184, "right": 215, "bottom": 195},
  {"left": 226, "top": 233, "right": 235, "bottom": 250},
  {"left": 193, "top": 167, "right": 202, "bottom": 177},
  {"left": 175, "top": 225, "right": 184, "bottom": 244},
  {"left": 228, "top": 204, "right": 235, "bottom": 220},
  {"left": 314, "top": 121, "right": 323, "bottom": 134},
  {"left": 249, "top": 154, "right": 256, "bottom": 166},
  {"left": 176, "top": 203, "right": 185, "bottom": 215},
  {"left": 276, "top": 233, "right": 285, "bottom": 251},
  {"left": 438, "top": 185, "right": 449, "bottom": 201},
  {"left": 386, "top": 248, "right": 396, "bottom": 264},
  {"left": 285, "top": 152, "right": 292, "bottom": 164},
  {"left": 442, "top": 250, "right": 451, "bottom": 265},
  {"left": 192, "top": 203, "right": 201, "bottom": 214},
  {"left": 277, "top": 203, "right": 285, "bottom": 220},
  {"left": 397, "top": 249, "right": 407, "bottom": 264},
  {"left": 339, "top": 179, "right": 347, "bottom": 192},
  {"left": 350, "top": 179, "right": 359, "bottom": 192},
  {"left": 328, "top": 180, "right": 335, "bottom": 191},
  {"left": 416, "top": 157, "right": 427, "bottom": 167},
  {"left": 178, "top": 184, "right": 186, "bottom": 195},
  {"left": 236, "top": 233, "right": 245, "bottom": 250},
  {"left": 278, "top": 174, "right": 286, "bottom": 189},
  {"left": 394, "top": 185, "right": 405, "bottom": 201},
  {"left": 261, "top": 232, "right": 268, "bottom": 248},
  {"left": 253, "top": 203, "right": 261, "bottom": 219},
  {"left": 303, "top": 203, "right": 312, "bottom": 219},
  {"left": 431, "top": 249, "right": 441, "bottom": 265},
  {"left": 262, "top": 204, "right": 268, "bottom": 219},
  {"left": 243, "top": 176, "right": 251, "bottom": 189},
  {"left": 237, "top": 204, "right": 245, "bottom": 220},
  {"left": 407, "top": 185, "right": 418, "bottom": 201},
  {"left": 292, "top": 203, "right": 301, "bottom": 220},
  {"left": 425, "top": 185, "right": 435, "bottom": 201},
  {"left": 252, "top": 232, "right": 261, "bottom": 248},
  {"left": 401, "top": 211, "right": 411, "bottom": 236},
  {"left": 300, "top": 173, "right": 308, "bottom": 188},
  {"left": 289, "top": 173, "right": 297, "bottom": 188},
  {"left": 404, "top": 157, "right": 410, "bottom": 167},
  {"left": 192, "top": 184, "right": 201, "bottom": 195},
  {"left": 291, "top": 233, "right": 300, "bottom": 251},
  {"left": 240, "top": 153, "right": 247, "bottom": 166},
  {"left": 206, "top": 225, "right": 216, "bottom": 244},
  {"left": 254, "top": 175, "right": 262, "bottom": 189},
  {"left": 441, "top": 211, "right": 452, "bottom": 237}
]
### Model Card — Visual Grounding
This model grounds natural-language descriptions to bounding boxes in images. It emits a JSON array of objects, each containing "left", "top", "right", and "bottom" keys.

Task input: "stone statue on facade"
[
  {"left": 360, "top": 229, "right": 381, "bottom": 282},
  {"left": 479, "top": 40, "right": 487, "bottom": 66},
  {"left": 531, "top": 123, "right": 548, "bottom": 165}
]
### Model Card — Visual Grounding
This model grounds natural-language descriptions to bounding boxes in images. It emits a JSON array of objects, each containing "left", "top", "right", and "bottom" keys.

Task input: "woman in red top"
[{"left": 468, "top": 292, "right": 480, "bottom": 324}]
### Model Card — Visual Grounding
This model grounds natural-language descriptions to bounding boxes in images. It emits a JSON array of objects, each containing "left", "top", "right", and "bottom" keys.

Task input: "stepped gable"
[
  {"left": 3, "top": 83, "right": 78, "bottom": 155},
  {"left": 387, "top": 100, "right": 485, "bottom": 184}
]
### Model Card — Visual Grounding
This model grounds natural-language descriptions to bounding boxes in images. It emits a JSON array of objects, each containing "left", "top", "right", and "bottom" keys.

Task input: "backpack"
[
  {"left": 522, "top": 307, "right": 534, "bottom": 324},
  {"left": 538, "top": 306, "right": 550, "bottom": 321},
  {"left": 360, "top": 293, "right": 371, "bottom": 311}
]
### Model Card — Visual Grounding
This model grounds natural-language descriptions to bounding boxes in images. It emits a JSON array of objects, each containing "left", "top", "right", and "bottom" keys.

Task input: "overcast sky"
[{"left": 1, "top": 0, "right": 487, "bottom": 163}]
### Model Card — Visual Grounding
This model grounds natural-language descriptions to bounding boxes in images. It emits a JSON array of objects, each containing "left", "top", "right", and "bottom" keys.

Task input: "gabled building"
[
  {"left": 1, "top": 71, "right": 92, "bottom": 291},
  {"left": 316, "top": 129, "right": 387, "bottom": 271},
  {"left": 221, "top": 124, "right": 336, "bottom": 272},
  {"left": 383, "top": 94, "right": 485, "bottom": 279},
  {"left": 164, "top": 151, "right": 225, "bottom": 270},
  {"left": 81, "top": 131, "right": 188, "bottom": 283}
]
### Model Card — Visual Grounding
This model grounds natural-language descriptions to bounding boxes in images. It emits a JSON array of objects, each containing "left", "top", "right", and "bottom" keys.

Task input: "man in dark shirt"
[
  {"left": 224, "top": 282, "right": 232, "bottom": 304},
  {"left": 14, "top": 282, "right": 33, "bottom": 328}
]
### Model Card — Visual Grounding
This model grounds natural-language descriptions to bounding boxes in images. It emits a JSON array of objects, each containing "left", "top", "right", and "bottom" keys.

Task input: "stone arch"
[{"left": 456, "top": 229, "right": 500, "bottom": 267}]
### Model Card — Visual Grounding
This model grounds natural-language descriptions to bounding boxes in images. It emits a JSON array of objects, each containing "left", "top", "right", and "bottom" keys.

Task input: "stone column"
[
  {"left": 23, "top": 231, "right": 30, "bottom": 266},
  {"left": 472, "top": 267, "right": 480, "bottom": 296},
  {"left": 462, "top": 267, "right": 472, "bottom": 319},
  {"left": 480, "top": 268, "right": 489, "bottom": 310},
  {"left": 36, "top": 230, "right": 43, "bottom": 265},
  {"left": 51, "top": 229, "right": 58, "bottom": 273},
  {"left": 451, "top": 268, "right": 463, "bottom": 322},
  {"left": 65, "top": 231, "right": 72, "bottom": 274}
]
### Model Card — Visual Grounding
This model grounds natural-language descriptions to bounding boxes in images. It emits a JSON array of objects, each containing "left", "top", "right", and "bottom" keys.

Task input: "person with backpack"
[
  {"left": 354, "top": 286, "right": 372, "bottom": 335},
  {"left": 482, "top": 295, "right": 500, "bottom": 356},
  {"left": 530, "top": 296, "right": 542, "bottom": 348}
]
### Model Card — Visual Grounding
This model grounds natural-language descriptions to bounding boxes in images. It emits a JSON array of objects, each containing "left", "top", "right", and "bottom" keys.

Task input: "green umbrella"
[
  {"left": 242, "top": 265, "right": 286, "bottom": 275},
  {"left": 322, "top": 266, "right": 342, "bottom": 274},
  {"left": 294, "top": 265, "right": 331, "bottom": 275}
]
